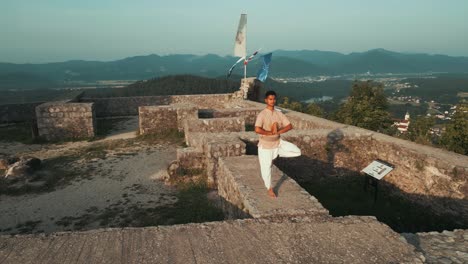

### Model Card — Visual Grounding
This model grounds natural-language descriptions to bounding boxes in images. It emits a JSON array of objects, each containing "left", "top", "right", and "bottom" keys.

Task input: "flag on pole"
[
  {"left": 256, "top": 53, "right": 273, "bottom": 82},
  {"left": 243, "top": 49, "right": 261, "bottom": 65},
  {"left": 234, "top": 14, "right": 247, "bottom": 57},
  {"left": 227, "top": 56, "right": 245, "bottom": 78}
]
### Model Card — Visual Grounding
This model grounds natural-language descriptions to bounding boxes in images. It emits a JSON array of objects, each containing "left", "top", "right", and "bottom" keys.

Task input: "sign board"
[{"left": 362, "top": 160, "right": 394, "bottom": 180}]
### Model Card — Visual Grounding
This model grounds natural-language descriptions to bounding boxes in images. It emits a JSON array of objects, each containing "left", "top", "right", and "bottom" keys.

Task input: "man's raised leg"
[{"left": 278, "top": 139, "right": 301, "bottom": 158}]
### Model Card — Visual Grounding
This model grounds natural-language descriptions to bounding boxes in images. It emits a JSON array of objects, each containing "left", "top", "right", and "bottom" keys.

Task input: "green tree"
[
  {"left": 278, "top": 97, "right": 291, "bottom": 109},
  {"left": 407, "top": 116, "right": 435, "bottom": 145},
  {"left": 304, "top": 103, "right": 324, "bottom": 117},
  {"left": 440, "top": 102, "right": 468, "bottom": 155},
  {"left": 278, "top": 97, "right": 303, "bottom": 112},
  {"left": 335, "top": 81, "right": 392, "bottom": 132}
]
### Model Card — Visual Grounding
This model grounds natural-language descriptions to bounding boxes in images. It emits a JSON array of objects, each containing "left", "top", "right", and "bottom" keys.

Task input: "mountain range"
[{"left": 1, "top": 49, "right": 468, "bottom": 90}]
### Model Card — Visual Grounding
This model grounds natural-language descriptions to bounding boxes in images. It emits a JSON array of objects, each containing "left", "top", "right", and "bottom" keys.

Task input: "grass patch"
[
  {"left": 136, "top": 129, "right": 185, "bottom": 146},
  {"left": 0, "top": 122, "right": 36, "bottom": 144},
  {"left": 54, "top": 177, "right": 224, "bottom": 231},
  {"left": 165, "top": 177, "right": 224, "bottom": 224}
]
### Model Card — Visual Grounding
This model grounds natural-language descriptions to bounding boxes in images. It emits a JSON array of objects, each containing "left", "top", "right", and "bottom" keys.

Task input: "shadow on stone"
[
  {"left": 274, "top": 154, "right": 468, "bottom": 233},
  {"left": 273, "top": 173, "right": 289, "bottom": 197}
]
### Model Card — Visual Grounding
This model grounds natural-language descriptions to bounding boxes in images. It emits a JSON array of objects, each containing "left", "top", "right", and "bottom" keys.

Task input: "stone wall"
[
  {"left": 241, "top": 100, "right": 344, "bottom": 129},
  {"left": 81, "top": 94, "right": 242, "bottom": 118},
  {"left": 81, "top": 96, "right": 171, "bottom": 117},
  {"left": 0, "top": 102, "right": 44, "bottom": 123},
  {"left": 252, "top": 128, "right": 468, "bottom": 223},
  {"left": 35, "top": 102, "right": 96, "bottom": 140},
  {"left": 171, "top": 94, "right": 236, "bottom": 109},
  {"left": 138, "top": 104, "right": 198, "bottom": 135},
  {"left": 184, "top": 117, "right": 245, "bottom": 134},
  {"left": 184, "top": 132, "right": 247, "bottom": 186},
  {"left": 198, "top": 108, "right": 262, "bottom": 126},
  {"left": 236, "top": 103, "right": 467, "bottom": 220}
]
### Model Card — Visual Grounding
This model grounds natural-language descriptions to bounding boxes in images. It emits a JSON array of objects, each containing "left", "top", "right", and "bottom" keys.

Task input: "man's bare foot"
[
  {"left": 268, "top": 188, "right": 277, "bottom": 198},
  {"left": 271, "top": 122, "right": 278, "bottom": 135}
]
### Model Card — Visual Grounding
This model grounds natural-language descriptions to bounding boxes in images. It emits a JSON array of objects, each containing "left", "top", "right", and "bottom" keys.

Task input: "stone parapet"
[
  {"left": 81, "top": 96, "right": 172, "bottom": 117},
  {"left": 139, "top": 104, "right": 198, "bottom": 134},
  {"left": 184, "top": 117, "right": 245, "bottom": 134},
  {"left": 198, "top": 108, "right": 262, "bottom": 126},
  {"left": 139, "top": 105, "right": 178, "bottom": 135},
  {"left": 243, "top": 100, "right": 346, "bottom": 129},
  {"left": 176, "top": 147, "right": 205, "bottom": 171},
  {"left": 171, "top": 94, "right": 235, "bottom": 109},
  {"left": 35, "top": 102, "right": 95, "bottom": 140},
  {"left": 0, "top": 216, "right": 423, "bottom": 263}
]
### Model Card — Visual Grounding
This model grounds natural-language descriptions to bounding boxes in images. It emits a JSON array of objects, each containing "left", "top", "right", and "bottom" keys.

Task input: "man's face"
[{"left": 265, "top": 95, "right": 276, "bottom": 107}]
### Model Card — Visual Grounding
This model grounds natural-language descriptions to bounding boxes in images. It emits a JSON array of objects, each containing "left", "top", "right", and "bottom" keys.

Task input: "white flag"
[{"left": 234, "top": 14, "right": 247, "bottom": 57}]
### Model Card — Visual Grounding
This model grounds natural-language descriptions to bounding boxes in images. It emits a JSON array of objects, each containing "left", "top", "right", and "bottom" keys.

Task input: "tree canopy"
[
  {"left": 335, "top": 81, "right": 392, "bottom": 132},
  {"left": 440, "top": 102, "right": 468, "bottom": 155}
]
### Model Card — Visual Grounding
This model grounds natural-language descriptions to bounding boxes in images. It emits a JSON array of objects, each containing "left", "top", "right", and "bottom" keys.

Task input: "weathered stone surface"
[
  {"left": 35, "top": 102, "right": 96, "bottom": 140},
  {"left": 402, "top": 229, "right": 468, "bottom": 264},
  {"left": 138, "top": 105, "right": 179, "bottom": 135},
  {"left": 184, "top": 117, "right": 245, "bottom": 134},
  {"left": 139, "top": 104, "right": 198, "bottom": 134},
  {"left": 171, "top": 94, "right": 235, "bottom": 109},
  {"left": 199, "top": 108, "right": 262, "bottom": 126},
  {"left": 217, "top": 156, "right": 329, "bottom": 219},
  {"left": 0, "top": 216, "right": 422, "bottom": 264},
  {"left": 176, "top": 147, "right": 204, "bottom": 170}
]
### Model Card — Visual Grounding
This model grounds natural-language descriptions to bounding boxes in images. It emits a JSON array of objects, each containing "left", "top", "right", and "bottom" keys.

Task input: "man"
[{"left": 255, "top": 90, "right": 301, "bottom": 198}]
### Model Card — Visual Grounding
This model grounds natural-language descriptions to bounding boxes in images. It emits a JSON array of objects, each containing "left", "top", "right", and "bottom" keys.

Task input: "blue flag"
[{"left": 256, "top": 53, "right": 272, "bottom": 82}]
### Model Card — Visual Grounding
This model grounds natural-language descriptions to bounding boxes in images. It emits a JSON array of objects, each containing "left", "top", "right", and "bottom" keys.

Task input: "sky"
[{"left": 1, "top": 0, "right": 468, "bottom": 63}]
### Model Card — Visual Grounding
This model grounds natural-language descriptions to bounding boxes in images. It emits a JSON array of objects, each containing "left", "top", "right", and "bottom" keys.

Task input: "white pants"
[{"left": 258, "top": 139, "right": 301, "bottom": 189}]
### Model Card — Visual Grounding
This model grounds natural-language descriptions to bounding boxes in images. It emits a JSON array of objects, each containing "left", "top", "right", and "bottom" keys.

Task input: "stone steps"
[{"left": 217, "top": 156, "right": 329, "bottom": 219}]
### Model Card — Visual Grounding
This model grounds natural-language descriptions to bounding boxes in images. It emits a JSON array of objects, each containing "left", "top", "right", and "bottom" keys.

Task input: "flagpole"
[{"left": 244, "top": 63, "right": 246, "bottom": 83}]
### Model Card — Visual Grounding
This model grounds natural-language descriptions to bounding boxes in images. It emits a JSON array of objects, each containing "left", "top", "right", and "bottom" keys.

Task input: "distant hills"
[{"left": 1, "top": 49, "right": 468, "bottom": 90}]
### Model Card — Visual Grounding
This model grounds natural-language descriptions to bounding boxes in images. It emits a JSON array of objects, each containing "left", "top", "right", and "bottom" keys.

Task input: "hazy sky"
[{"left": 2, "top": 0, "right": 468, "bottom": 63}]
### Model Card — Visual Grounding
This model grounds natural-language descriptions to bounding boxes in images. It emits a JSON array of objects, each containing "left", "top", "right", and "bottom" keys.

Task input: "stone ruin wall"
[
  {"left": 160, "top": 99, "right": 468, "bottom": 222},
  {"left": 35, "top": 102, "right": 96, "bottom": 141},
  {"left": 276, "top": 129, "right": 467, "bottom": 222},
  {"left": 198, "top": 108, "right": 262, "bottom": 126},
  {"left": 184, "top": 117, "right": 245, "bottom": 134},
  {"left": 81, "top": 93, "right": 242, "bottom": 118},
  {"left": 245, "top": 101, "right": 467, "bottom": 215},
  {"left": 81, "top": 96, "right": 172, "bottom": 117},
  {"left": 135, "top": 97, "right": 467, "bottom": 222},
  {"left": 0, "top": 102, "right": 44, "bottom": 123}
]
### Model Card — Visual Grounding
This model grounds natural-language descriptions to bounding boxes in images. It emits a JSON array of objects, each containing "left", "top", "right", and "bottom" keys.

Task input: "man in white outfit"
[{"left": 255, "top": 90, "right": 301, "bottom": 198}]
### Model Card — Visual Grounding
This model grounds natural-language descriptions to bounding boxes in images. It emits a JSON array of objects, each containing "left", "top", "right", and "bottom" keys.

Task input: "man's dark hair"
[{"left": 265, "top": 90, "right": 277, "bottom": 98}]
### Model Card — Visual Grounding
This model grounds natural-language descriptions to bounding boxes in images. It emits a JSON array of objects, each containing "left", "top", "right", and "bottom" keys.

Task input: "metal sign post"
[{"left": 361, "top": 160, "right": 394, "bottom": 202}]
